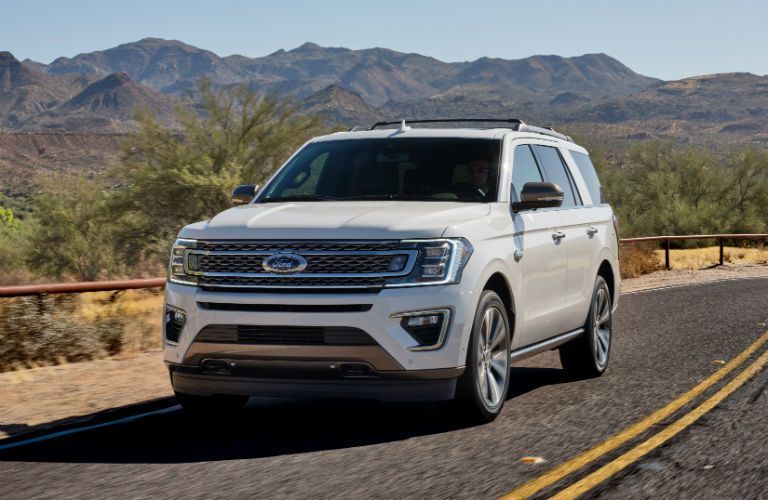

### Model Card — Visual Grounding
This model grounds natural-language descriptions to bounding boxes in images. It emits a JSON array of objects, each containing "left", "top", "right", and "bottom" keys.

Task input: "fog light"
[
  {"left": 406, "top": 315, "right": 441, "bottom": 328},
  {"left": 391, "top": 308, "right": 451, "bottom": 351},
  {"left": 164, "top": 306, "right": 186, "bottom": 345}
]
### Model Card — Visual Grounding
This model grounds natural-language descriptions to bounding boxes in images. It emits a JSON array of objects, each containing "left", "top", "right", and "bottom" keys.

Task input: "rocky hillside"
[
  {"left": 564, "top": 73, "right": 768, "bottom": 143},
  {"left": 0, "top": 51, "right": 96, "bottom": 127},
  {"left": 25, "top": 72, "right": 177, "bottom": 131},
  {"left": 299, "top": 84, "right": 382, "bottom": 126},
  {"left": 46, "top": 38, "right": 248, "bottom": 93}
]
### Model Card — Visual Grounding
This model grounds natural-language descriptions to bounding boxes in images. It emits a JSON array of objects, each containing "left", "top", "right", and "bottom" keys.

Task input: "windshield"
[{"left": 259, "top": 138, "right": 501, "bottom": 203}]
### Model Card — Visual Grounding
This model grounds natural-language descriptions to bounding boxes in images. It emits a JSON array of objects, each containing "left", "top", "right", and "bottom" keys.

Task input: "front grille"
[
  {"left": 199, "top": 253, "right": 394, "bottom": 274},
  {"left": 191, "top": 240, "right": 412, "bottom": 290},
  {"left": 196, "top": 241, "right": 400, "bottom": 252},
  {"left": 199, "top": 276, "right": 386, "bottom": 288},
  {"left": 196, "top": 324, "right": 377, "bottom": 345}
]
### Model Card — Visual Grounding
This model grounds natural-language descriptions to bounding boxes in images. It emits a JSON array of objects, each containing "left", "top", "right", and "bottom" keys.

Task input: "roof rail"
[
  {"left": 370, "top": 118, "right": 523, "bottom": 129},
  {"left": 365, "top": 118, "right": 572, "bottom": 142},
  {"left": 518, "top": 124, "right": 572, "bottom": 142}
]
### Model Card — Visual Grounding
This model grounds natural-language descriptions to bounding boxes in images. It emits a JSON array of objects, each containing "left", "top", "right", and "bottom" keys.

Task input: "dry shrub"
[
  {"left": 77, "top": 289, "right": 164, "bottom": 354},
  {"left": 620, "top": 243, "right": 660, "bottom": 279},
  {"left": 0, "top": 289, "right": 164, "bottom": 372}
]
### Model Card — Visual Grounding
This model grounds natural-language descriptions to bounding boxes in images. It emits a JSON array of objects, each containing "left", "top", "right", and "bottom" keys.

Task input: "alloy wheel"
[{"left": 476, "top": 306, "right": 509, "bottom": 408}]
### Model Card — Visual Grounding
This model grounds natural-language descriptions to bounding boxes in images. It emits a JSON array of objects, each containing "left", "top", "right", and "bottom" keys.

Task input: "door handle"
[
  {"left": 552, "top": 231, "right": 566, "bottom": 242},
  {"left": 587, "top": 226, "right": 598, "bottom": 238}
]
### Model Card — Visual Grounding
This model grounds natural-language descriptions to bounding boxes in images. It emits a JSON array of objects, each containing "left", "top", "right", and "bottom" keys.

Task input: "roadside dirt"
[
  {"left": 2, "top": 263, "right": 767, "bottom": 441},
  {"left": 0, "top": 351, "right": 170, "bottom": 440}
]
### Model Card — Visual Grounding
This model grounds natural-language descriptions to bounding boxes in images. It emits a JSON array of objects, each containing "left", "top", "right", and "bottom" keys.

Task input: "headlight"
[
  {"left": 386, "top": 238, "right": 473, "bottom": 287},
  {"left": 168, "top": 238, "right": 198, "bottom": 286}
]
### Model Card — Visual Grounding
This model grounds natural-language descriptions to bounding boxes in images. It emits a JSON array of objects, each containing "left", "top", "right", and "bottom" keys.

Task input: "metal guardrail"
[
  {"left": 620, "top": 234, "right": 768, "bottom": 270},
  {"left": 0, "top": 278, "right": 166, "bottom": 297},
  {"left": 0, "top": 234, "right": 767, "bottom": 296}
]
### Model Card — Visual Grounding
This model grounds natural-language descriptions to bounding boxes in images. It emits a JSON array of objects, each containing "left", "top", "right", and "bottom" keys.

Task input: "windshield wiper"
[{"left": 261, "top": 194, "right": 340, "bottom": 203}]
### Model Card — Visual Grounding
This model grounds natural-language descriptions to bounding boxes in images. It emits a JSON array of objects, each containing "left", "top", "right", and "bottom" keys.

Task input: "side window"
[
  {"left": 511, "top": 145, "right": 543, "bottom": 202},
  {"left": 533, "top": 145, "right": 580, "bottom": 208},
  {"left": 570, "top": 151, "right": 605, "bottom": 204}
]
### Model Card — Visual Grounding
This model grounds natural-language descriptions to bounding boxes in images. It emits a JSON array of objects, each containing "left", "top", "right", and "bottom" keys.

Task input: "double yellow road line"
[{"left": 502, "top": 331, "right": 768, "bottom": 499}]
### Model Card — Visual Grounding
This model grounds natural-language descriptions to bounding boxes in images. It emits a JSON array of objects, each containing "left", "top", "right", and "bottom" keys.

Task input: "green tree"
[
  {"left": 25, "top": 176, "right": 125, "bottom": 281},
  {"left": 109, "top": 80, "right": 330, "bottom": 263}
]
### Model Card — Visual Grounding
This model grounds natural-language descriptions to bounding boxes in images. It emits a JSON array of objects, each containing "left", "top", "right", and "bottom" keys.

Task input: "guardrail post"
[
  {"left": 719, "top": 238, "right": 724, "bottom": 266},
  {"left": 664, "top": 238, "right": 671, "bottom": 271}
]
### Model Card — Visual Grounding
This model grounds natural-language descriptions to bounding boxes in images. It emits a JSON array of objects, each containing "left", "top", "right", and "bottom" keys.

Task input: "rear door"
[
  {"left": 562, "top": 149, "right": 615, "bottom": 320},
  {"left": 510, "top": 144, "right": 569, "bottom": 345}
]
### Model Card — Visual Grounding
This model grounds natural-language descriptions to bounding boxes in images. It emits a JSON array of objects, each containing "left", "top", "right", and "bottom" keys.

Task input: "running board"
[{"left": 509, "top": 328, "right": 585, "bottom": 362}]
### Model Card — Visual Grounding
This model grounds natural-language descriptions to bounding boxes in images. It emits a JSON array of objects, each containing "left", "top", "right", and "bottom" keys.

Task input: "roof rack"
[{"left": 365, "top": 118, "right": 571, "bottom": 142}]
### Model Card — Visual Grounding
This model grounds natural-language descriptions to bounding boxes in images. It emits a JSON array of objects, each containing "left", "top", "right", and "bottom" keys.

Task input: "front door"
[{"left": 510, "top": 144, "right": 570, "bottom": 345}]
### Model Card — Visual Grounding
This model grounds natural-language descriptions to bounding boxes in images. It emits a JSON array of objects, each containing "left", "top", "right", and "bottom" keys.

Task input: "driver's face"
[{"left": 469, "top": 160, "right": 491, "bottom": 187}]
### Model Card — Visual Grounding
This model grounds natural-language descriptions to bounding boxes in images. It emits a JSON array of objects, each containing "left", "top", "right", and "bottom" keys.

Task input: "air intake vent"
[{"left": 195, "top": 325, "right": 378, "bottom": 346}]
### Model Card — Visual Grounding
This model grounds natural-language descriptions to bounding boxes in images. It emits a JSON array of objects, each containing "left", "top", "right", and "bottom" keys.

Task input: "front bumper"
[
  {"left": 163, "top": 282, "right": 477, "bottom": 399},
  {"left": 168, "top": 364, "right": 462, "bottom": 401}
]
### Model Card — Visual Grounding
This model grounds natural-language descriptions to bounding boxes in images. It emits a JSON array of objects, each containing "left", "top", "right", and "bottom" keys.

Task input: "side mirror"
[
  {"left": 512, "top": 182, "right": 563, "bottom": 212},
  {"left": 232, "top": 184, "right": 259, "bottom": 205}
]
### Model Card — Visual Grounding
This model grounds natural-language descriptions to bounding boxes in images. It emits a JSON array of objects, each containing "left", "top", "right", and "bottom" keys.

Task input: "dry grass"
[
  {"left": 77, "top": 289, "right": 164, "bottom": 354},
  {"left": 654, "top": 245, "right": 768, "bottom": 270}
]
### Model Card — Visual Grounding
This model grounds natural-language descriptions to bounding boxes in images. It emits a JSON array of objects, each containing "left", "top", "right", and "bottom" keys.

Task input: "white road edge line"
[
  {"left": 621, "top": 274, "right": 768, "bottom": 296},
  {"left": 0, "top": 405, "right": 181, "bottom": 451}
]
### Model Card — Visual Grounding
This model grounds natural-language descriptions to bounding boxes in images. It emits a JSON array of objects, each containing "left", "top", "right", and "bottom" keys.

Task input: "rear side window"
[
  {"left": 570, "top": 151, "right": 606, "bottom": 204},
  {"left": 533, "top": 145, "right": 580, "bottom": 208},
  {"left": 511, "top": 145, "right": 543, "bottom": 202}
]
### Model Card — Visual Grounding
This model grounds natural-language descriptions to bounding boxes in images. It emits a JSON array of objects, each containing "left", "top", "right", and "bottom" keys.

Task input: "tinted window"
[
  {"left": 511, "top": 145, "right": 543, "bottom": 202},
  {"left": 571, "top": 151, "right": 605, "bottom": 204},
  {"left": 261, "top": 138, "right": 501, "bottom": 203},
  {"left": 533, "top": 145, "right": 579, "bottom": 207}
]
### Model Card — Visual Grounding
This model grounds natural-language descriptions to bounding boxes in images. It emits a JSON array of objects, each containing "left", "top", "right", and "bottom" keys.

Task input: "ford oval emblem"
[{"left": 262, "top": 253, "right": 308, "bottom": 274}]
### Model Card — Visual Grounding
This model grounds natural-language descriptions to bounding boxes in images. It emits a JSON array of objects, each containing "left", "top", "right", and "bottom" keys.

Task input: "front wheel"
[
  {"left": 456, "top": 290, "right": 511, "bottom": 422},
  {"left": 559, "top": 275, "right": 612, "bottom": 377}
]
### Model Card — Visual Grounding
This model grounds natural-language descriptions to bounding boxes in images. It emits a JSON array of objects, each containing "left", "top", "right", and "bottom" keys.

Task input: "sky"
[{"left": 2, "top": 0, "right": 767, "bottom": 81}]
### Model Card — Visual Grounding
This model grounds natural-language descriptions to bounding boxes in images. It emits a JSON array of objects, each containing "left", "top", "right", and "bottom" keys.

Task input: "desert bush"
[
  {"left": 22, "top": 175, "right": 127, "bottom": 281},
  {"left": 602, "top": 143, "right": 768, "bottom": 240},
  {"left": 0, "top": 289, "right": 164, "bottom": 372},
  {"left": 619, "top": 242, "right": 660, "bottom": 279},
  {"left": 0, "top": 295, "right": 104, "bottom": 371}
]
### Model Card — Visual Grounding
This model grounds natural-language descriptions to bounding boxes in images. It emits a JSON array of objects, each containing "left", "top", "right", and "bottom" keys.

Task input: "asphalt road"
[{"left": 1, "top": 278, "right": 767, "bottom": 499}]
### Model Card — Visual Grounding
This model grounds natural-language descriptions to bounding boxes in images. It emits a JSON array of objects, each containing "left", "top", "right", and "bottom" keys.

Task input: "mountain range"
[
  {"left": 3, "top": 38, "right": 666, "bottom": 131},
  {"left": 0, "top": 38, "right": 767, "bottom": 191}
]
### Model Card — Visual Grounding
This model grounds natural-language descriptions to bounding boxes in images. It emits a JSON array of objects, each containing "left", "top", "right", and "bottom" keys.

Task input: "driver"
[{"left": 468, "top": 158, "right": 494, "bottom": 197}]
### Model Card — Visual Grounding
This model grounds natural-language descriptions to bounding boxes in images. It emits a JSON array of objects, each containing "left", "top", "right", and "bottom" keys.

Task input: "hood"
[{"left": 179, "top": 201, "right": 491, "bottom": 240}]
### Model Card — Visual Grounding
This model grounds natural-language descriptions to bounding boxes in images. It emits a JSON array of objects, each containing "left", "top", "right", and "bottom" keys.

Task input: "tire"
[
  {"left": 175, "top": 391, "right": 249, "bottom": 414},
  {"left": 559, "top": 275, "right": 612, "bottom": 377},
  {"left": 456, "top": 290, "right": 511, "bottom": 422}
]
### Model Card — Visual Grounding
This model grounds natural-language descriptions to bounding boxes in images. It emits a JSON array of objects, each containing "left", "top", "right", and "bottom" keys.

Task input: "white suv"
[{"left": 163, "top": 119, "right": 620, "bottom": 421}]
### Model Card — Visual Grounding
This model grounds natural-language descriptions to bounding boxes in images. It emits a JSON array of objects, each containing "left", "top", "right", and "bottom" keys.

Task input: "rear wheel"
[
  {"left": 175, "top": 392, "right": 249, "bottom": 414},
  {"left": 559, "top": 275, "right": 612, "bottom": 377},
  {"left": 456, "top": 290, "right": 511, "bottom": 422}
]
